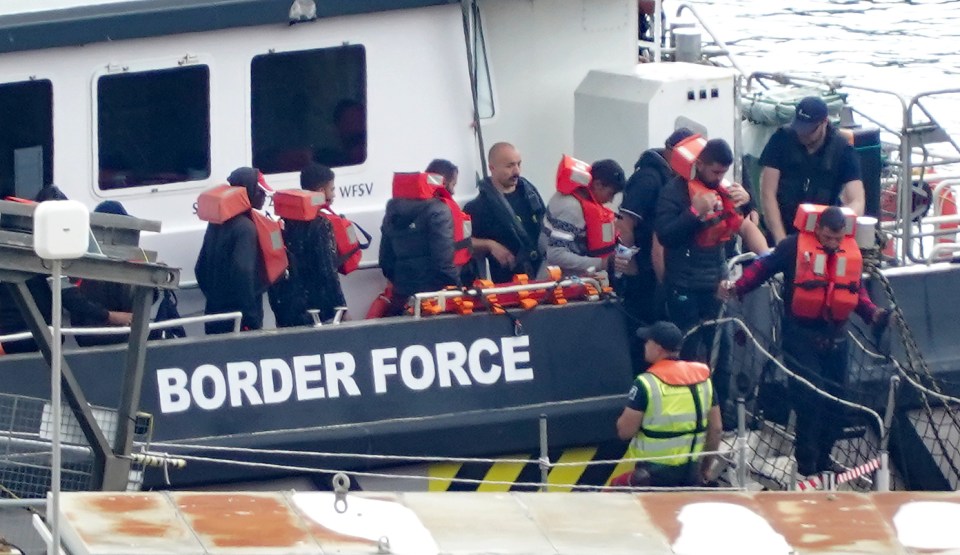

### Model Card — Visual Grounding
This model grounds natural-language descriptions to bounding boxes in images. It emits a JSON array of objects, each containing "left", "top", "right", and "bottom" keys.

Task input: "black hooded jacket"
[
  {"left": 269, "top": 217, "right": 346, "bottom": 326},
  {"left": 379, "top": 197, "right": 460, "bottom": 298},
  {"left": 621, "top": 148, "right": 674, "bottom": 273},
  {"left": 195, "top": 168, "right": 267, "bottom": 334}
]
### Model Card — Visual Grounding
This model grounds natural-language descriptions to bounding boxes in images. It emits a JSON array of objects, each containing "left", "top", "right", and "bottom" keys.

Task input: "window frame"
[
  {"left": 0, "top": 74, "right": 54, "bottom": 200},
  {"left": 248, "top": 43, "right": 368, "bottom": 177},
  {"left": 91, "top": 55, "right": 214, "bottom": 197}
]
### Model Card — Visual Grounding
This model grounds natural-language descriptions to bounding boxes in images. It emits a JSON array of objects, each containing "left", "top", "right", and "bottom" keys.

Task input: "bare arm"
[
  {"left": 738, "top": 217, "right": 771, "bottom": 255},
  {"left": 840, "top": 179, "right": 865, "bottom": 216},
  {"left": 760, "top": 166, "right": 787, "bottom": 244},
  {"left": 616, "top": 407, "right": 644, "bottom": 441}
]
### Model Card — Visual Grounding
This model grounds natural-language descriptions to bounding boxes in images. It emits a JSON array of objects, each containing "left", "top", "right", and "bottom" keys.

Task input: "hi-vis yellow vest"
[{"left": 626, "top": 360, "right": 712, "bottom": 467}]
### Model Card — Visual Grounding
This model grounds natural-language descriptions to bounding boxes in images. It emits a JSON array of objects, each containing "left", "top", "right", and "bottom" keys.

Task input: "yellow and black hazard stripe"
[{"left": 427, "top": 442, "right": 633, "bottom": 492}]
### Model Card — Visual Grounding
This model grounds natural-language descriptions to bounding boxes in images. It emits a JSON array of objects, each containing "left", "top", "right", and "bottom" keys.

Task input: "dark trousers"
[
  {"left": 618, "top": 270, "right": 662, "bottom": 373},
  {"left": 665, "top": 287, "right": 731, "bottom": 416},
  {"left": 782, "top": 318, "right": 849, "bottom": 476}
]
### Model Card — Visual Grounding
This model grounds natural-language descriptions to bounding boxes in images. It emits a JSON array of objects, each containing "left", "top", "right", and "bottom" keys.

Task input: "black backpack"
[{"left": 154, "top": 290, "right": 186, "bottom": 339}]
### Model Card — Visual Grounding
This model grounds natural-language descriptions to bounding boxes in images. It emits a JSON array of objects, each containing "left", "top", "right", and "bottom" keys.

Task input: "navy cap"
[
  {"left": 636, "top": 321, "right": 684, "bottom": 352},
  {"left": 792, "top": 96, "right": 828, "bottom": 134}
]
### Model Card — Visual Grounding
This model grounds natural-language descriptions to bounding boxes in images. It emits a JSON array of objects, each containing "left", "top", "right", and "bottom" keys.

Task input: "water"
[{"left": 680, "top": 0, "right": 960, "bottom": 139}]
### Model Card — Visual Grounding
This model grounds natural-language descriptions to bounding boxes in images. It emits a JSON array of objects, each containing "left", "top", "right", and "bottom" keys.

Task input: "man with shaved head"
[{"left": 464, "top": 142, "right": 546, "bottom": 283}]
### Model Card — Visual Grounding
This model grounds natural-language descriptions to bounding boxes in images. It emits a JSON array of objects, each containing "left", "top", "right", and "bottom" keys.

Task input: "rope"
[
  {"left": 147, "top": 452, "right": 740, "bottom": 492},
  {"left": 135, "top": 444, "right": 735, "bottom": 469},
  {"left": 795, "top": 457, "right": 881, "bottom": 491},
  {"left": 687, "top": 316, "right": 885, "bottom": 435},
  {"left": 145, "top": 394, "right": 625, "bottom": 444},
  {"left": 863, "top": 254, "right": 960, "bottom": 481}
]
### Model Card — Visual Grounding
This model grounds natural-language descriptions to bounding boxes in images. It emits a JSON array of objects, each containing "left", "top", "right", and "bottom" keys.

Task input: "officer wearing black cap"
[
  {"left": 612, "top": 321, "right": 722, "bottom": 487},
  {"left": 759, "top": 96, "right": 865, "bottom": 244}
]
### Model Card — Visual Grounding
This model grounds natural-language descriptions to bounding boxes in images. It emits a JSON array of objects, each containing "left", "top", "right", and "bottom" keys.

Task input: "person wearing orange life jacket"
[
  {"left": 268, "top": 163, "right": 347, "bottom": 327},
  {"left": 612, "top": 321, "right": 722, "bottom": 487},
  {"left": 195, "top": 167, "right": 275, "bottom": 334},
  {"left": 655, "top": 138, "right": 767, "bottom": 423},
  {"left": 539, "top": 157, "right": 625, "bottom": 277},
  {"left": 719, "top": 205, "right": 890, "bottom": 477},
  {"left": 379, "top": 171, "right": 466, "bottom": 315}
]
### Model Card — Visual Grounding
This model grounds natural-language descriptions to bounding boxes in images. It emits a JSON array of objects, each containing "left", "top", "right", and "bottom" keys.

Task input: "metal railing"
[{"left": 0, "top": 311, "right": 243, "bottom": 345}]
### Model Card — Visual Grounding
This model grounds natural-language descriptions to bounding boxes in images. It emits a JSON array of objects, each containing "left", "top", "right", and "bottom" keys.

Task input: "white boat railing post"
[
  {"left": 538, "top": 414, "right": 549, "bottom": 492},
  {"left": 49, "top": 259, "right": 63, "bottom": 555},
  {"left": 735, "top": 397, "right": 747, "bottom": 490},
  {"left": 653, "top": 0, "right": 662, "bottom": 63}
]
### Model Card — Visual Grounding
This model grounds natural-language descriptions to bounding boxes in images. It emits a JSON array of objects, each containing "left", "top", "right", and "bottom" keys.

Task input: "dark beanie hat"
[
  {"left": 227, "top": 167, "right": 260, "bottom": 200},
  {"left": 94, "top": 200, "right": 130, "bottom": 216},
  {"left": 665, "top": 128, "right": 696, "bottom": 149}
]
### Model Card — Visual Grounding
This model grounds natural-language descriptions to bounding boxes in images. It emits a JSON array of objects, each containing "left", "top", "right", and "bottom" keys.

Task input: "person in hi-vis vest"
[{"left": 613, "top": 321, "right": 722, "bottom": 487}]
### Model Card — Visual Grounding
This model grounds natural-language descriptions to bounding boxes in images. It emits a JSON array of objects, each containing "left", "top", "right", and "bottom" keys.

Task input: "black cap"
[
  {"left": 792, "top": 96, "right": 828, "bottom": 134},
  {"left": 665, "top": 127, "right": 696, "bottom": 149},
  {"left": 636, "top": 321, "right": 684, "bottom": 352}
]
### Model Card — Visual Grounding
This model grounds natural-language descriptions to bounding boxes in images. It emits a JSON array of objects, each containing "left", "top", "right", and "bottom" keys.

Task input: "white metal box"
[
  {"left": 574, "top": 62, "right": 737, "bottom": 174},
  {"left": 33, "top": 200, "right": 90, "bottom": 259}
]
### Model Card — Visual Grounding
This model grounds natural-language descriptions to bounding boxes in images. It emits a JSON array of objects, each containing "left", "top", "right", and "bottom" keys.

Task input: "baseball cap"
[
  {"left": 636, "top": 321, "right": 684, "bottom": 352},
  {"left": 792, "top": 96, "right": 828, "bottom": 135},
  {"left": 665, "top": 127, "right": 696, "bottom": 149}
]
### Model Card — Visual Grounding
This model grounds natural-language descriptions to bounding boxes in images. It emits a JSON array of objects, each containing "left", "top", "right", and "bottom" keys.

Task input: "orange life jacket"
[
  {"left": 272, "top": 189, "right": 326, "bottom": 221},
  {"left": 647, "top": 359, "right": 711, "bottom": 386},
  {"left": 669, "top": 134, "right": 706, "bottom": 180},
  {"left": 687, "top": 179, "right": 743, "bottom": 248},
  {"left": 791, "top": 204, "right": 862, "bottom": 321},
  {"left": 319, "top": 205, "right": 371, "bottom": 275},
  {"left": 555, "top": 155, "right": 617, "bottom": 258},
  {"left": 392, "top": 172, "right": 473, "bottom": 267},
  {"left": 197, "top": 184, "right": 289, "bottom": 285}
]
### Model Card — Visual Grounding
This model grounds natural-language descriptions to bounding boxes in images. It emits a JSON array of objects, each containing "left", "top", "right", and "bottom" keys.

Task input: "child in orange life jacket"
[
  {"left": 195, "top": 167, "right": 274, "bottom": 334},
  {"left": 540, "top": 157, "right": 625, "bottom": 278},
  {"left": 720, "top": 205, "right": 889, "bottom": 477},
  {"left": 268, "top": 164, "right": 347, "bottom": 327}
]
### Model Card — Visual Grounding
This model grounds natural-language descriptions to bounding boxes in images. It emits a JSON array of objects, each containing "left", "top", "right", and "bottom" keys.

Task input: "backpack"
[{"left": 154, "top": 290, "right": 187, "bottom": 339}]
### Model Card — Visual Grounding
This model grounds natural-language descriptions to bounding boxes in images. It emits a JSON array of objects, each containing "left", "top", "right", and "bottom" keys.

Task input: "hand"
[
  {"left": 691, "top": 191, "right": 719, "bottom": 217},
  {"left": 107, "top": 311, "right": 133, "bottom": 326},
  {"left": 613, "top": 254, "right": 636, "bottom": 276},
  {"left": 488, "top": 241, "right": 516, "bottom": 269},
  {"left": 716, "top": 280, "right": 736, "bottom": 301},
  {"left": 872, "top": 308, "right": 891, "bottom": 328},
  {"left": 725, "top": 182, "right": 751, "bottom": 208},
  {"left": 747, "top": 210, "right": 760, "bottom": 225},
  {"left": 699, "top": 455, "right": 716, "bottom": 484}
]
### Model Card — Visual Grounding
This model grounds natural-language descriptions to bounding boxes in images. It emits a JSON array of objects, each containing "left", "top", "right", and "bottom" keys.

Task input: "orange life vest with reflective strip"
[
  {"left": 687, "top": 179, "right": 743, "bottom": 248},
  {"left": 319, "top": 206, "right": 370, "bottom": 275},
  {"left": 197, "top": 184, "right": 289, "bottom": 285},
  {"left": 392, "top": 172, "right": 472, "bottom": 267},
  {"left": 556, "top": 155, "right": 617, "bottom": 258},
  {"left": 791, "top": 204, "right": 862, "bottom": 321}
]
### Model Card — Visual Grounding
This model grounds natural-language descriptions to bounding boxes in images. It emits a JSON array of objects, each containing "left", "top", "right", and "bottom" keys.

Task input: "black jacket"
[
  {"left": 380, "top": 197, "right": 460, "bottom": 298},
  {"left": 463, "top": 177, "right": 546, "bottom": 283},
  {"left": 622, "top": 148, "right": 674, "bottom": 273},
  {"left": 269, "top": 217, "right": 346, "bottom": 327},
  {"left": 195, "top": 213, "right": 264, "bottom": 334},
  {"left": 654, "top": 177, "right": 729, "bottom": 291}
]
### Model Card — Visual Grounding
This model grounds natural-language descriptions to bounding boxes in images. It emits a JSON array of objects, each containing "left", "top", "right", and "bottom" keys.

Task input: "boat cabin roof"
[{"left": 0, "top": 0, "right": 456, "bottom": 54}]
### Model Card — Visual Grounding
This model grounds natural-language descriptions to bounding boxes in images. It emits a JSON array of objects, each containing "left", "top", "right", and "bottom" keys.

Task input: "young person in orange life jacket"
[
  {"left": 719, "top": 205, "right": 890, "bottom": 478},
  {"left": 379, "top": 166, "right": 470, "bottom": 316},
  {"left": 268, "top": 163, "right": 347, "bottom": 327},
  {"left": 540, "top": 157, "right": 625, "bottom": 277},
  {"left": 195, "top": 167, "right": 276, "bottom": 334},
  {"left": 654, "top": 138, "right": 768, "bottom": 420}
]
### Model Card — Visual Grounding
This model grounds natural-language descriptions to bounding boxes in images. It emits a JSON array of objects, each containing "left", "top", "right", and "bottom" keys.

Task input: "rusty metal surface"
[
  {"left": 59, "top": 492, "right": 204, "bottom": 555},
  {"left": 56, "top": 490, "right": 960, "bottom": 554},
  {"left": 171, "top": 492, "right": 319, "bottom": 554}
]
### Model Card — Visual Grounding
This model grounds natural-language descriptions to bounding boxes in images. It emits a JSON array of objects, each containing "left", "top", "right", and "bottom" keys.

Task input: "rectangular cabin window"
[
  {"left": 251, "top": 45, "right": 367, "bottom": 174},
  {"left": 0, "top": 80, "right": 53, "bottom": 200},
  {"left": 97, "top": 65, "right": 211, "bottom": 190}
]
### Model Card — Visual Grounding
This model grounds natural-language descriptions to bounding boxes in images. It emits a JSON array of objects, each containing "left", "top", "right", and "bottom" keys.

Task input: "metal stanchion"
[
  {"left": 736, "top": 398, "right": 747, "bottom": 489},
  {"left": 49, "top": 260, "right": 62, "bottom": 555},
  {"left": 877, "top": 375, "right": 900, "bottom": 491},
  {"left": 538, "top": 414, "right": 549, "bottom": 492}
]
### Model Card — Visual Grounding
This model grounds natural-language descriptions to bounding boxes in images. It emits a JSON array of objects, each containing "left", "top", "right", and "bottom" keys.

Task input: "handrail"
[
  {"left": 924, "top": 243, "right": 960, "bottom": 265},
  {"left": 411, "top": 276, "right": 606, "bottom": 318},
  {"left": 674, "top": 2, "right": 750, "bottom": 79},
  {"left": 307, "top": 307, "right": 348, "bottom": 327},
  {"left": 61, "top": 312, "right": 243, "bottom": 336}
]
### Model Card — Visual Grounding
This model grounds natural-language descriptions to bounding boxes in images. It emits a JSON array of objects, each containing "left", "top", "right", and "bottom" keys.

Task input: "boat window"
[
  {"left": 472, "top": 4, "right": 495, "bottom": 119},
  {"left": 251, "top": 44, "right": 367, "bottom": 174},
  {"left": 96, "top": 65, "right": 211, "bottom": 190},
  {"left": 0, "top": 79, "right": 53, "bottom": 201}
]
